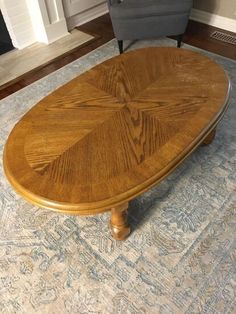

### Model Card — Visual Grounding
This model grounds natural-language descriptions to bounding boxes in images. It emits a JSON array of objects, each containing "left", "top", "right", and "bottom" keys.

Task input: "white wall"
[
  {"left": 190, "top": 0, "right": 236, "bottom": 33},
  {"left": 0, "top": 0, "right": 35, "bottom": 49},
  {"left": 193, "top": 0, "right": 236, "bottom": 20},
  {"left": 0, "top": 0, "right": 69, "bottom": 49},
  {"left": 63, "top": 0, "right": 107, "bottom": 30},
  {"left": 26, "top": 0, "right": 69, "bottom": 44}
]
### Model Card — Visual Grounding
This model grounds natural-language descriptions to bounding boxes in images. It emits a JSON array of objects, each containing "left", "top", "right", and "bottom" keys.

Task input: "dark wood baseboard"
[{"left": 0, "top": 14, "right": 235, "bottom": 100}]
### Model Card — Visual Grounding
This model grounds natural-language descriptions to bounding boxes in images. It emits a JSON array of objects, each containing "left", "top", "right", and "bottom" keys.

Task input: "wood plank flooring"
[
  {"left": 0, "top": 29, "right": 94, "bottom": 88},
  {"left": 184, "top": 20, "right": 236, "bottom": 60},
  {"left": 0, "top": 14, "right": 235, "bottom": 100}
]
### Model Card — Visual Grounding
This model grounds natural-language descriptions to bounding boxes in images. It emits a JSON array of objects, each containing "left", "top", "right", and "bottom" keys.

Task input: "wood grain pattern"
[
  {"left": 1, "top": 16, "right": 235, "bottom": 101},
  {"left": 3, "top": 47, "right": 230, "bottom": 216}
]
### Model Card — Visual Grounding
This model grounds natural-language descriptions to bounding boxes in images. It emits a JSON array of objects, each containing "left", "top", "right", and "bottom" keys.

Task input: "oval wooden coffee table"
[{"left": 3, "top": 47, "right": 230, "bottom": 240}]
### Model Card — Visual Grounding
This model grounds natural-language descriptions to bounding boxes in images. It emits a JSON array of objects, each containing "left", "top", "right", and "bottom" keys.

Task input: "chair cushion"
[{"left": 110, "top": 0, "right": 193, "bottom": 20}]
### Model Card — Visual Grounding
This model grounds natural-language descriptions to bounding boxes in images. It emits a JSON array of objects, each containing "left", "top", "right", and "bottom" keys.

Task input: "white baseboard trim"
[
  {"left": 66, "top": 2, "right": 108, "bottom": 31},
  {"left": 45, "top": 19, "right": 70, "bottom": 44},
  {"left": 190, "top": 8, "right": 236, "bottom": 33}
]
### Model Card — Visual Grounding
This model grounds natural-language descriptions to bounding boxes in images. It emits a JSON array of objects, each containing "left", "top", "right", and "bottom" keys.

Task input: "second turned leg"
[
  {"left": 110, "top": 203, "right": 131, "bottom": 240},
  {"left": 202, "top": 129, "right": 216, "bottom": 145}
]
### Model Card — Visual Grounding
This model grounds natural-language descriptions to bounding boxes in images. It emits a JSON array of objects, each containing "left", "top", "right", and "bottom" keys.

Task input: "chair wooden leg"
[
  {"left": 118, "top": 40, "right": 123, "bottom": 54},
  {"left": 110, "top": 202, "right": 131, "bottom": 240},
  {"left": 177, "top": 34, "right": 183, "bottom": 48}
]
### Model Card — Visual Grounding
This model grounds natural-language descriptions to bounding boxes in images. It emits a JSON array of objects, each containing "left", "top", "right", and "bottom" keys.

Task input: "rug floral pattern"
[{"left": 0, "top": 39, "right": 236, "bottom": 313}]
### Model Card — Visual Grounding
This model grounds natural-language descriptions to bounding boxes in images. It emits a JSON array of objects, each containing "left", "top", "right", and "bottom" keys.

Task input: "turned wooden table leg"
[
  {"left": 110, "top": 203, "right": 131, "bottom": 240},
  {"left": 202, "top": 129, "right": 216, "bottom": 145}
]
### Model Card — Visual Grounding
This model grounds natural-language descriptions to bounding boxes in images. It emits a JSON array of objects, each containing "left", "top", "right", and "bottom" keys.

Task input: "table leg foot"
[
  {"left": 110, "top": 203, "right": 131, "bottom": 241},
  {"left": 202, "top": 129, "right": 216, "bottom": 146}
]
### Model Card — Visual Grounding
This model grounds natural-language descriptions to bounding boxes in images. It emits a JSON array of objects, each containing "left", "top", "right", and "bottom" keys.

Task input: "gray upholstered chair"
[{"left": 107, "top": 0, "right": 193, "bottom": 53}]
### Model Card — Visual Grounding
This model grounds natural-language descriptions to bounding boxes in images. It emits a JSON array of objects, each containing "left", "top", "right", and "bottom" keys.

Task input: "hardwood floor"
[
  {"left": 0, "top": 15, "right": 114, "bottom": 100},
  {"left": 0, "top": 14, "right": 235, "bottom": 100},
  {"left": 184, "top": 20, "right": 236, "bottom": 60},
  {"left": 0, "top": 30, "right": 94, "bottom": 87}
]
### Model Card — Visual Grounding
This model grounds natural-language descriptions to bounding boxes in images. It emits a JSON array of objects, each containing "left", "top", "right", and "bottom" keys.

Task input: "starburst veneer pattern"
[{"left": 3, "top": 48, "right": 230, "bottom": 240}]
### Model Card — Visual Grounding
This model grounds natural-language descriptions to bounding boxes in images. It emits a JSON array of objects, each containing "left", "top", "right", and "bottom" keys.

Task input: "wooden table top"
[{"left": 3, "top": 47, "right": 230, "bottom": 214}]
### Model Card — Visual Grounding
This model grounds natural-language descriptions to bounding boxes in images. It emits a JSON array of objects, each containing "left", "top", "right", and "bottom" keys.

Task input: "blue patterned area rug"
[{"left": 0, "top": 38, "right": 236, "bottom": 314}]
